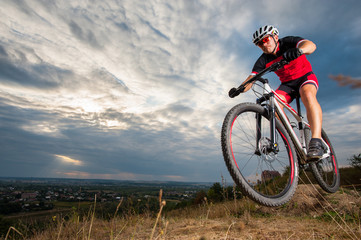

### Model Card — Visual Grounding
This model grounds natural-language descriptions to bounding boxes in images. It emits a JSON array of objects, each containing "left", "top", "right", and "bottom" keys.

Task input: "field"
[
  {"left": 3, "top": 184, "right": 361, "bottom": 240},
  {"left": 1, "top": 166, "right": 361, "bottom": 239}
]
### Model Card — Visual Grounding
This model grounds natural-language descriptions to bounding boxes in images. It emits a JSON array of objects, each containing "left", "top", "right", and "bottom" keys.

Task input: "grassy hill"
[{"left": 4, "top": 183, "right": 360, "bottom": 240}]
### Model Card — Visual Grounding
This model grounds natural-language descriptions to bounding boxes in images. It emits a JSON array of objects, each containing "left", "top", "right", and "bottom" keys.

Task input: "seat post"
[
  {"left": 296, "top": 97, "right": 301, "bottom": 117},
  {"left": 296, "top": 97, "right": 304, "bottom": 131}
]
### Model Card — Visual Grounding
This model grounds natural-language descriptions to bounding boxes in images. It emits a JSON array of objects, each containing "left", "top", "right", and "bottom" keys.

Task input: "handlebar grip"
[
  {"left": 228, "top": 88, "right": 238, "bottom": 98},
  {"left": 228, "top": 86, "right": 245, "bottom": 98}
]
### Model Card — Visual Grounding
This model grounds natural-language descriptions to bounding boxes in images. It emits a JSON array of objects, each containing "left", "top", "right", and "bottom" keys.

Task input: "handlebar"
[{"left": 228, "top": 60, "right": 288, "bottom": 98}]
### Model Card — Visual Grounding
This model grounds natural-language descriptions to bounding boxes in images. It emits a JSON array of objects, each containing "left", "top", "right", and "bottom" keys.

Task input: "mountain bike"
[{"left": 221, "top": 60, "right": 340, "bottom": 207}]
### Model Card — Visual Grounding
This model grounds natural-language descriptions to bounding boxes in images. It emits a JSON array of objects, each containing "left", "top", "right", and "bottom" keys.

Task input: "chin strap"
[{"left": 270, "top": 35, "right": 278, "bottom": 54}]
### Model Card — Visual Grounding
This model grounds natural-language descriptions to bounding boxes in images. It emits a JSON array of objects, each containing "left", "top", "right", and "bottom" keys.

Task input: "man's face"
[{"left": 257, "top": 35, "right": 278, "bottom": 54}]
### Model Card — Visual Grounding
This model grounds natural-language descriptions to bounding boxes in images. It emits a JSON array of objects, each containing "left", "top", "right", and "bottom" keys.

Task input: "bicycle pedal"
[{"left": 320, "top": 152, "right": 331, "bottom": 159}]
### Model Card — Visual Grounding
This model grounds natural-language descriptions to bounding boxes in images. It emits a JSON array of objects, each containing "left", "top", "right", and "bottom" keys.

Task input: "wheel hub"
[{"left": 258, "top": 137, "right": 277, "bottom": 162}]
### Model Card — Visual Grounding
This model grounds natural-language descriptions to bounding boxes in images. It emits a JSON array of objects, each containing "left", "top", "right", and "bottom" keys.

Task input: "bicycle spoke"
[
  {"left": 230, "top": 110, "right": 294, "bottom": 196},
  {"left": 221, "top": 102, "right": 299, "bottom": 206}
]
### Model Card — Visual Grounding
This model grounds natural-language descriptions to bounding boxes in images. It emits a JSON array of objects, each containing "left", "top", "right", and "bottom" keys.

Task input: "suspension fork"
[
  {"left": 255, "top": 93, "right": 278, "bottom": 155},
  {"left": 269, "top": 93, "right": 278, "bottom": 151},
  {"left": 255, "top": 111, "right": 262, "bottom": 155}
]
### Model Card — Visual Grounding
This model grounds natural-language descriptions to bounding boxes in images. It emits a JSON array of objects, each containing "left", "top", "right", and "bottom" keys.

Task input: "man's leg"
[
  {"left": 299, "top": 84, "right": 325, "bottom": 159},
  {"left": 299, "top": 84, "right": 322, "bottom": 138},
  {"left": 275, "top": 86, "right": 293, "bottom": 114}
]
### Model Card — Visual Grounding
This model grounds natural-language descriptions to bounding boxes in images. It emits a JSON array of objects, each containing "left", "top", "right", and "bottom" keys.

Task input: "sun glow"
[{"left": 55, "top": 155, "right": 83, "bottom": 166}]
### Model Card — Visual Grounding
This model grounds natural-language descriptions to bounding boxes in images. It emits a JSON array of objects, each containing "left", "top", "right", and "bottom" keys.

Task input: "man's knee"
[{"left": 300, "top": 85, "right": 318, "bottom": 103}]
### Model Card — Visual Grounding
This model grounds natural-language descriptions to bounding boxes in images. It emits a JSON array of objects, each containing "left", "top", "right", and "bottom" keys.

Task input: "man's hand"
[
  {"left": 283, "top": 48, "right": 303, "bottom": 62},
  {"left": 228, "top": 85, "right": 245, "bottom": 98}
]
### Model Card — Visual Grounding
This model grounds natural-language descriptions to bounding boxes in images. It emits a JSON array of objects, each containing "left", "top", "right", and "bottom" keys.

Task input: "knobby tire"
[
  {"left": 309, "top": 129, "right": 340, "bottom": 192},
  {"left": 221, "top": 103, "right": 299, "bottom": 207}
]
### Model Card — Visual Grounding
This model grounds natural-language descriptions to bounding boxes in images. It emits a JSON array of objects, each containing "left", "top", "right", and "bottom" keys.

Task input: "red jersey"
[{"left": 251, "top": 36, "right": 313, "bottom": 83}]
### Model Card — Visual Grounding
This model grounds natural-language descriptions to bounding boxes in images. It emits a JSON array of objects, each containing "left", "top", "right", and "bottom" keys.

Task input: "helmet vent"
[{"left": 252, "top": 25, "right": 279, "bottom": 44}]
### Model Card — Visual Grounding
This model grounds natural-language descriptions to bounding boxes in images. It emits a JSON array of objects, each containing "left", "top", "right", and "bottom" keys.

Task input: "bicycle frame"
[
  {"left": 230, "top": 60, "right": 331, "bottom": 165},
  {"left": 258, "top": 81, "right": 331, "bottom": 165}
]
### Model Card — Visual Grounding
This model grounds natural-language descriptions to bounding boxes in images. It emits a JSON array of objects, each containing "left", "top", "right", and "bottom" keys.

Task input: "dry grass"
[{"left": 4, "top": 185, "right": 361, "bottom": 240}]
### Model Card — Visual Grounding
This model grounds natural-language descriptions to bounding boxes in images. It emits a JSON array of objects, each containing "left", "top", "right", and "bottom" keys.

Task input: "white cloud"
[
  {"left": 323, "top": 104, "right": 361, "bottom": 164},
  {"left": 1, "top": 0, "right": 251, "bottom": 136},
  {"left": 0, "top": 0, "right": 360, "bottom": 181}
]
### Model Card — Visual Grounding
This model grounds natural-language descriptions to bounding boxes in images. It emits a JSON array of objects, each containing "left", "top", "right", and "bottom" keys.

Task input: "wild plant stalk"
[
  {"left": 87, "top": 194, "right": 97, "bottom": 240},
  {"left": 222, "top": 203, "right": 231, "bottom": 218},
  {"left": 161, "top": 220, "right": 169, "bottom": 239},
  {"left": 243, "top": 197, "right": 253, "bottom": 224},
  {"left": 56, "top": 219, "right": 64, "bottom": 240},
  {"left": 110, "top": 197, "right": 123, "bottom": 240},
  {"left": 200, "top": 197, "right": 210, "bottom": 226},
  {"left": 76, "top": 213, "right": 88, "bottom": 240},
  {"left": 75, "top": 214, "right": 80, "bottom": 240},
  {"left": 233, "top": 184, "right": 237, "bottom": 210},
  {"left": 351, "top": 184, "right": 361, "bottom": 197},
  {"left": 221, "top": 175, "right": 227, "bottom": 200},
  {"left": 68, "top": 205, "right": 81, "bottom": 240},
  {"left": 150, "top": 189, "right": 166, "bottom": 240},
  {"left": 113, "top": 223, "right": 127, "bottom": 240},
  {"left": 77, "top": 201, "right": 93, "bottom": 240},
  {"left": 75, "top": 219, "right": 86, "bottom": 240},
  {"left": 224, "top": 221, "right": 236, "bottom": 240},
  {"left": 5, "top": 226, "right": 24, "bottom": 240}
]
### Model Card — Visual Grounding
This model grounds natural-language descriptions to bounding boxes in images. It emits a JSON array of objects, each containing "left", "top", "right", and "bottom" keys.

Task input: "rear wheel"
[
  {"left": 305, "top": 127, "right": 340, "bottom": 193},
  {"left": 221, "top": 103, "right": 298, "bottom": 207}
]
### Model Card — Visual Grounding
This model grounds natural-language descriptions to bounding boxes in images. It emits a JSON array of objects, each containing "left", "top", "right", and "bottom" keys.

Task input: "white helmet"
[{"left": 252, "top": 25, "right": 279, "bottom": 44}]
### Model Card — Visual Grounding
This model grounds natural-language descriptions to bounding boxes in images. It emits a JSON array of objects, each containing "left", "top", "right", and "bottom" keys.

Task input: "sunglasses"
[{"left": 256, "top": 35, "right": 272, "bottom": 46}]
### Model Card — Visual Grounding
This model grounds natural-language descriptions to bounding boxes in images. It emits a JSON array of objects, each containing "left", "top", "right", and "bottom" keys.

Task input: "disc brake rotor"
[{"left": 258, "top": 137, "right": 276, "bottom": 162}]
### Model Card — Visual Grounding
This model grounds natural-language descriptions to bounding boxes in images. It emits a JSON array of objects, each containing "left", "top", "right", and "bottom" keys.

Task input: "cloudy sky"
[{"left": 1, "top": 0, "right": 360, "bottom": 183}]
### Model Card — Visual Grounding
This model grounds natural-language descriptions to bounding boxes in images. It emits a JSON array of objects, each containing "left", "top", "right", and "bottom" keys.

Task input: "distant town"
[{"left": 0, "top": 177, "right": 212, "bottom": 214}]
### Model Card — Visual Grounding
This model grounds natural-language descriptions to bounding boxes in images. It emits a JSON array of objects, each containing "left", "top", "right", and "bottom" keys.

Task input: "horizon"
[{"left": 0, "top": 176, "right": 214, "bottom": 184}]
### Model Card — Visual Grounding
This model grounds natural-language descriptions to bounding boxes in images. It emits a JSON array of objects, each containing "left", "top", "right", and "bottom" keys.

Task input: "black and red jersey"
[{"left": 251, "top": 36, "right": 313, "bottom": 83}]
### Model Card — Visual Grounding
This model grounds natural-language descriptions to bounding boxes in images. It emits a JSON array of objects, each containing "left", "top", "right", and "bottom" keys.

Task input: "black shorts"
[{"left": 275, "top": 72, "right": 319, "bottom": 103}]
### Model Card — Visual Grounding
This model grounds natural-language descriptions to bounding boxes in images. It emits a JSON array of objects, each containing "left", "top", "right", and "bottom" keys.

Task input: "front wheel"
[{"left": 221, "top": 103, "right": 298, "bottom": 207}]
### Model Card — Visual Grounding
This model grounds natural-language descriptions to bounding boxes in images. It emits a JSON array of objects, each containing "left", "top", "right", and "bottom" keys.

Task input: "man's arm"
[
  {"left": 284, "top": 39, "right": 317, "bottom": 62},
  {"left": 297, "top": 40, "right": 316, "bottom": 55},
  {"left": 239, "top": 75, "right": 255, "bottom": 92}
]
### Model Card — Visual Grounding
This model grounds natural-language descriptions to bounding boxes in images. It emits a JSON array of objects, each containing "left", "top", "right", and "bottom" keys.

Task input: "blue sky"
[{"left": 0, "top": 0, "right": 360, "bottom": 182}]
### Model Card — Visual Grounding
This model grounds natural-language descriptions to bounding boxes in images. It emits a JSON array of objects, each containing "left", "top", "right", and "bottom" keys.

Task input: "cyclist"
[{"left": 240, "top": 25, "right": 326, "bottom": 161}]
